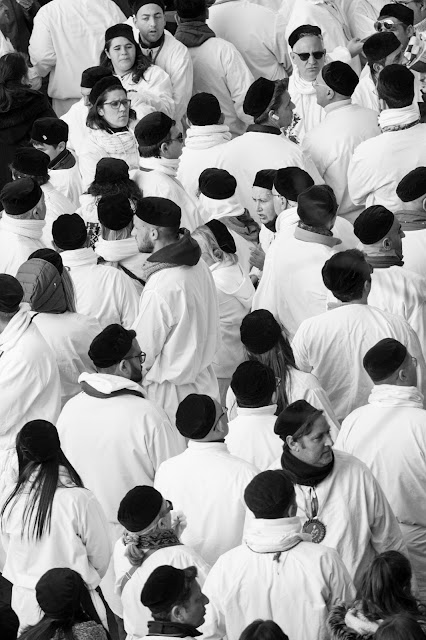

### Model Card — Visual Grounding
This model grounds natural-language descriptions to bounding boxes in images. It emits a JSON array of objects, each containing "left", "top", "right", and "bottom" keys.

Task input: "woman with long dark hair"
[
  {"left": 0, "top": 420, "right": 111, "bottom": 632},
  {"left": 0, "top": 52, "right": 56, "bottom": 190}
]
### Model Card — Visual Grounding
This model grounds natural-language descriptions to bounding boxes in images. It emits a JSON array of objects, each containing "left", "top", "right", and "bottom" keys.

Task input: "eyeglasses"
[
  {"left": 123, "top": 351, "right": 146, "bottom": 366},
  {"left": 374, "top": 19, "right": 405, "bottom": 31},
  {"left": 293, "top": 50, "right": 326, "bottom": 61},
  {"left": 103, "top": 98, "right": 131, "bottom": 109},
  {"left": 168, "top": 132, "right": 184, "bottom": 143}
]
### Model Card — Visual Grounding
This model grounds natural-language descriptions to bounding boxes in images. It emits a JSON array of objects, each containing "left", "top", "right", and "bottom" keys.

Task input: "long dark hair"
[
  {"left": 86, "top": 85, "right": 136, "bottom": 131},
  {"left": 100, "top": 36, "right": 151, "bottom": 83},
  {"left": 1, "top": 433, "right": 84, "bottom": 541},
  {"left": 0, "top": 52, "right": 29, "bottom": 112}
]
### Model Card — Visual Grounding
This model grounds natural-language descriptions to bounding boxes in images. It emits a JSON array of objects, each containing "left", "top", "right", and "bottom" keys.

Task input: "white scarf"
[
  {"left": 89, "top": 128, "right": 139, "bottom": 169},
  {"left": 185, "top": 124, "right": 232, "bottom": 150},
  {"left": 95, "top": 237, "right": 139, "bottom": 263},
  {"left": 276, "top": 206, "right": 298, "bottom": 232},
  {"left": 0, "top": 215, "right": 45, "bottom": 240},
  {"left": 378, "top": 104, "right": 420, "bottom": 131},
  {"left": 0, "top": 308, "right": 32, "bottom": 353},
  {"left": 368, "top": 384, "right": 424, "bottom": 408},
  {"left": 60, "top": 247, "right": 98, "bottom": 268},
  {"left": 244, "top": 517, "right": 311, "bottom": 553},
  {"left": 199, "top": 193, "right": 245, "bottom": 222},
  {"left": 139, "top": 156, "right": 180, "bottom": 177},
  {"left": 79, "top": 372, "right": 142, "bottom": 394}
]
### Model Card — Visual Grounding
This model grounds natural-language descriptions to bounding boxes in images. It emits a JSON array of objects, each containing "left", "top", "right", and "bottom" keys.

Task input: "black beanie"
[
  {"left": 187, "top": 93, "right": 221, "bottom": 126},
  {"left": 379, "top": 3, "right": 414, "bottom": 26},
  {"left": 52, "top": 214, "right": 87, "bottom": 250},
  {"left": 89, "top": 76, "right": 123, "bottom": 106},
  {"left": 363, "top": 32, "right": 400, "bottom": 63},
  {"left": 396, "top": 167, "right": 426, "bottom": 202},
  {"left": 31, "top": 118, "right": 69, "bottom": 145},
  {"left": 205, "top": 219, "right": 236, "bottom": 253},
  {"left": 18, "top": 420, "right": 61, "bottom": 463},
  {"left": 354, "top": 206, "right": 394, "bottom": 244},
  {"left": 13, "top": 147, "right": 49, "bottom": 177},
  {"left": 231, "top": 361, "right": 276, "bottom": 406},
  {"left": 118, "top": 486, "right": 163, "bottom": 532},
  {"left": 98, "top": 194, "right": 134, "bottom": 230},
  {"left": 105, "top": 23, "right": 138, "bottom": 47},
  {"left": 240, "top": 310, "right": 282, "bottom": 354},
  {"left": 244, "top": 470, "right": 295, "bottom": 518},
  {"left": 199, "top": 168, "right": 237, "bottom": 200},
  {"left": 80, "top": 66, "right": 113, "bottom": 89},
  {"left": 288, "top": 24, "right": 322, "bottom": 49},
  {"left": 274, "top": 400, "right": 322, "bottom": 441},
  {"left": 243, "top": 77, "right": 276, "bottom": 118},
  {"left": 0, "top": 275, "right": 23, "bottom": 312},
  {"left": 141, "top": 566, "right": 186, "bottom": 612},
  {"left": 175, "top": 394, "right": 217, "bottom": 439},
  {"left": 29, "top": 248, "right": 64, "bottom": 275},
  {"left": 297, "top": 185, "right": 337, "bottom": 226},
  {"left": 89, "top": 324, "right": 136, "bottom": 369},
  {"left": 134, "top": 112, "right": 174, "bottom": 146},
  {"left": 322, "top": 61, "right": 359, "bottom": 97},
  {"left": 133, "top": 0, "right": 165, "bottom": 14},
  {"left": 36, "top": 569, "right": 83, "bottom": 619},
  {"left": 95, "top": 158, "right": 129, "bottom": 184},
  {"left": 363, "top": 338, "right": 408, "bottom": 383},
  {"left": 0, "top": 178, "right": 43, "bottom": 216},
  {"left": 135, "top": 197, "right": 181, "bottom": 228},
  {"left": 253, "top": 169, "right": 276, "bottom": 191},
  {"left": 274, "top": 167, "right": 313, "bottom": 201}
]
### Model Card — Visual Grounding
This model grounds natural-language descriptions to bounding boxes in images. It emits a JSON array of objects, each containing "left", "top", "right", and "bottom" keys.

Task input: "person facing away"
[
  {"left": 375, "top": 615, "right": 426, "bottom": 640},
  {"left": 395, "top": 167, "right": 426, "bottom": 277},
  {"left": 238, "top": 620, "right": 289, "bottom": 640},
  {"left": 201, "top": 469, "right": 356, "bottom": 640}
]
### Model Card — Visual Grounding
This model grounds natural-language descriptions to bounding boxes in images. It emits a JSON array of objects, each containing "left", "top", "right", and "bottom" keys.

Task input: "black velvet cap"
[
  {"left": 274, "top": 167, "right": 313, "bottom": 201},
  {"left": 231, "top": 361, "right": 276, "bottom": 406},
  {"left": 297, "top": 185, "right": 338, "bottom": 225},
  {"left": 244, "top": 470, "right": 295, "bottom": 518},
  {"left": 175, "top": 394, "right": 217, "bottom": 439},
  {"left": 322, "top": 61, "right": 359, "bottom": 97},
  {"left": 199, "top": 168, "right": 237, "bottom": 200},
  {"left": 36, "top": 569, "right": 83, "bottom": 618},
  {"left": 80, "top": 66, "right": 113, "bottom": 89},
  {"left": 205, "top": 219, "right": 236, "bottom": 253},
  {"left": 141, "top": 566, "right": 186, "bottom": 612},
  {"left": 89, "top": 324, "right": 136, "bottom": 369},
  {"left": 135, "top": 196, "right": 181, "bottom": 227},
  {"left": 240, "top": 309, "right": 282, "bottom": 354},
  {"left": 187, "top": 92, "right": 221, "bottom": 126},
  {"left": 31, "top": 118, "right": 69, "bottom": 145},
  {"left": 354, "top": 206, "right": 395, "bottom": 244},
  {"left": 243, "top": 77, "right": 276, "bottom": 118},
  {"left": 363, "top": 32, "right": 400, "bottom": 63},
  {"left": 133, "top": 0, "right": 165, "bottom": 14},
  {"left": 13, "top": 147, "right": 49, "bottom": 177},
  {"left": 396, "top": 167, "right": 426, "bottom": 202},
  {"left": 288, "top": 24, "right": 322, "bottom": 49},
  {"left": 0, "top": 275, "right": 23, "bottom": 312},
  {"left": 253, "top": 169, "right": 276, "bottom": 191},
  {"left": 52, "top": 214, "right": 87, "bottom": 250},
  {"left": 18, "top": 420, "right": 61, "bottom": 463},
  {"left": 118, "top": 486, "right": 163, "bottom": 532},
  {"left": 98, "top": 194, "right": 134, "bottom": 230},
  {"left": 105, "top": 23, "right": 138, "bottom": 46},
  {"left": 89, "top": 76, "right": 123, "bottom": 106},
  {"left": 274, "top": 400, "right": 322, "bottom": 441},
  {"left": 0, "top": 178, "right": 42, "bottom": 215},
  {"left": 379, "top": 3, "right": 414, "bottom": 26},
  {"left": 95, "top": 158, "right": 129, "bottom": 184},
  {"left": 135, "top": 112, "right": 174, "bottom": 146},
  {"left": 363, "top": 338, "right": 408, "bottom": 382}
]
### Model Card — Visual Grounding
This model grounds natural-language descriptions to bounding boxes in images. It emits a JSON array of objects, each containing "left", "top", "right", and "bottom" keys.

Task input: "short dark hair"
[
  {"left": 10, "top": 167, "right": 49, "bottom": 186},
  {"left": 255, "top": 79, "right": 289, "bottom": 125},
  {"left": 322, "top": 249, "right": 371, "bottom": 303},
  {"left": 86, "top": 85, "right": 136, "bottom": 131},
  {"left": 375, "top": 615, "right": 426, "bottom": 640},
  {"left": 175, "top": 0, "right": 207, "bottom": 19},
  {"left": 138, "top": 121, "right": 176, "bottom": 158},
  {"left": 377, "top": 64, "right": 414, "bottom": 108},
  {"left": 239, "top": 620, "right": 289, "bottom": 640},
  {"left": 151, "top": 566, "right": 198, "bottom": 622},
  {"left": 231, "top": 361, "right": 276, "bottom": 408}
]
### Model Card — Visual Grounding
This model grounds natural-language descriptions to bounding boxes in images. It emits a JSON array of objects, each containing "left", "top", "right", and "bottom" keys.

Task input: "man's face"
[
  {"left": 293, "top": 415, "right": 333, "bottom": 467},
  {"left": 163, "top": 125, "right": 184, "bottom": 160},
  {"left": 375, "top": 17, "right": 413, "bottom": 49},
  {"left": 313, "top": 69, "right": 331, "bottom": 108},
  {"left": 274, "top": 90, "right": 295, "bottom": 129},
  {"left": 179, "top": 580, "right": 209, "bottom": 628},
  {"left": 32, "top": 141, "right": 62, "bottom": 162},
  {"left": 133, "top": 216, "right": 155, "bottom": 253},
  {"left": 291, "top": 35, "right": 326, "bottom": 82},
  {"left": 271, "top": 186, "right": 285, "bottom": 216},
  {"left": 123, "top": 338, "right": 144, "bottom": 383},
  {"left": 80, "top": 86, "right": 91, "bottom": 107},
  {"left": 252, "top": 186, "right": 276, "bottom": 226},
  {"left": 134, "top": 4, "right": 166, "bottom": 45},
  {"left": 384, "top": 44, "right": 405, "bottom": 66},
  {"left": 386, "top": 217, "right": 405, "bottom": 260}
]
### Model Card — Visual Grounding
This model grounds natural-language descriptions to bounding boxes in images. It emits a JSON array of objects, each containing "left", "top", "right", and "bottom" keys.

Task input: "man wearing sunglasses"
[{"left": 375, "top": 3, "right": 415, "bottom": 48}]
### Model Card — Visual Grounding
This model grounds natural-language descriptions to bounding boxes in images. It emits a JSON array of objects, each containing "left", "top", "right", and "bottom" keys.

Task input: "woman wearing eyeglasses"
[
  {"left": 79, "top": 76, "right": 139, "bottom": 190},
  {"left": 114, "top": 485, "right": 210, "bottom": 640}
]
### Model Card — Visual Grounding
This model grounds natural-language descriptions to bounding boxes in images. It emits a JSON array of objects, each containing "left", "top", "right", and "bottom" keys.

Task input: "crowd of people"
[{"left": 1, "top": 0, "right": 426, "bottom": 639}]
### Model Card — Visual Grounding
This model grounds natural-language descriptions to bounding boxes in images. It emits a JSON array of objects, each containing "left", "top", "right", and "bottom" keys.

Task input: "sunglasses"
[
  {"left": 293, "top": 50, "right": 326, "bottom": 61},
  {"left": 103, "top": 98, "right": 131, "bottom": 110},
  {"left": 374, "top": 19, "right": 404, "bottom": 31}
]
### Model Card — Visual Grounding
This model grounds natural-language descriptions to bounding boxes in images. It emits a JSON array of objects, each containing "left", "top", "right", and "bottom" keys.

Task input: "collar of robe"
[
  {"left": 394, "top": 209, "right": 426, "bottom": 231},
  {"left": 246, "top": 124, "right": 282, "bottom": 135},
  {"left": 80, "top": 380, "right": 144, "bottom": 400},
  {"left": 49, "top": 148, "right": 76, "bottom": 170},
  {"left": 294, "top": 224, "right": 342, "bottom": 247},
  {"left": 147, "top": 621, "right": 202, "bottom": 637},
  {"left": 281, "top": 445, "right": 335, "bottom": 487},
  {"left": 365, "top": 254, "right": 404, "bottom": 269},
  {"left": 139, "top": 32, "right": 165, "bottom": 50}
]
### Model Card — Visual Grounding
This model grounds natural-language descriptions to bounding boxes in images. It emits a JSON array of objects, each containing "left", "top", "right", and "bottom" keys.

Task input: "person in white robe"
[
  {"left": 249, "top": 169, "right": 278, "bottom": 284},
  {"left": 202, "top": 470, "right": 356, "bottom": 640},
  {"left": 57, "top": 324, "right": 185, "bottom": 618},
  {"left": 213, "top": 77, "right": 322, "bottom": 220},
  {"left": 349, "top": 64, "right": 426, "bottom": 211},
  {"left": 16, "top": 251, "right": 101, "bottom": 408},
  {"left": 302, "top": 61, "right": 380, "bottom": 222},
  {"left": 0, "top": 178, "right": 46, "bottom": 276},
  {"left": 353, "top": 207, "right": 426, "bottom": 357},
  {"left": 174, "top": 0, "right": 254, "bottom": 139},
  {"left": 28, "top": 0, "right": 126, "bottom": 116},
  {"left": 226, "top": 361, "right": 283, "bottom": 470},
  {"left": 273, "top": 400, "right": 408, "bottom": 590},
  {"left": 114, "top": 487, "right": 209, "bottom": 639},
  {"left": 52, "top": 213, "right": 139, "bottom": 329},
  {"left": 207, "top": 0, "right": 292, "bottom": 81},
  {"left": 126, "top": 0, "right": 193, "bottom": 124},
  {"left": 395, "top": 166, "right": 426, "bottom": 277},
  {"left": 335, "top": 338, "right": 426, "bottom": 599},
  {"left": 177, "top": 93, "right": 232, "bottom": 200},
  {"left": 132, "top": 197, "right": 220, "bottom": 422},
  {"left": 292, "top": 249, "right": 426, "bottom": 422},
  {"left": 155, "top": 394, "right": 258, "bottom": 565},
  {"left": 131, "top": 112, "right": 203, "bottom": 232}
]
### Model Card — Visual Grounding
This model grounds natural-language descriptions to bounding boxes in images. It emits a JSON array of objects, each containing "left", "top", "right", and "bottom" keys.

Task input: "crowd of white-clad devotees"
[{"left": 3, "top": 0, "right": 426, "bottom": 639}]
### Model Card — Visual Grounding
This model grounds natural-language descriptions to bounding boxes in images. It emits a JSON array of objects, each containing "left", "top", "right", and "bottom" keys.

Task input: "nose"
[
  {"left": 325, "top": 434, "right": 334, "bottom": 447},
  {"left": 148, "top": 17, "right": 156, "bottom": 27},
  {"left": 256, "top": 202, "right": 262, "bottom": 213},
  {"left": 118, "top": 101, "right": 127, "bottom": 112},
  {"left": 290, "top": 101, "right": 295, "bottom": 111},
  {"left": 400, "top": 229, "right": 406, "bottom": 239},
  {"left": 203, "top": 593, "right": 209, "bottom": 606}
]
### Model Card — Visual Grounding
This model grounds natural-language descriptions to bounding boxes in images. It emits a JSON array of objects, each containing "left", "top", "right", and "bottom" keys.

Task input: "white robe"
[
  {"left": 352, "top": 67, "right": 380, "bottom": 113},
  {"left": 288, "top": 68, "right": 325, "bottom": 143},
  {"left": 0, "top": 216, "right": 45, "bottom": 277},
  {"left": 41, "top": 181, "right": 75, "bottom": 248},
  {"left": 292, "top": 303, "right": 426, "bottom": 421},
  {"left": 48, "top": 158, "right": 83, "bottom": 209},
  {"left": 335, "top": 384, "right": 426, "bottom": 599},
  {"left": 61, "top": 98, "right": 88, "bottom": 158},
  {"left": 117, "top": 66, "right": 174, "bottom": 120},
  {"left": 154, "top": 441, "right": 259, "bottom": 565},
  {"left": 401, "top": 227, "right": 426, "bottom": 277},
  {"left": 226, "top": 404, "right": 283, "bottom": 470},
  {"left": 202, "top": 516, "right": 356, "bottom": 640}
]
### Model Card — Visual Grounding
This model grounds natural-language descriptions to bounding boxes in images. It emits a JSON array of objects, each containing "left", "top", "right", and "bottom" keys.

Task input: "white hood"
[{"left": 210, "top": 262, "right": 254, "bottom": 307}]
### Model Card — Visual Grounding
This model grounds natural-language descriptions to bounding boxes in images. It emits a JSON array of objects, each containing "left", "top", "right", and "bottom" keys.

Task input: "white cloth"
[
  {"left": 41, "top": 181, "right": 75, "bottom": 247},
  {"left": 202, "top": 516, "right": 356, "bottom": 640},
  {"left": 401, "top": 227, "right": 426, "bottom": 277},
  {"left": 29, "top": 0, "right": 126, "bottom": 100},
  {"left": 207, "top": 0, "right": 291, "bottom": 81},
  {"left": 32, "top": 311, "right": 101, "bottom": 408},
  {"left": 95, "top": 237, "right": 147, "bottom": 295},
  {"left": 226, "top": 405, "right": 283, "bottom": 469},
  {"left": 288, "top": 68, "right": 325, "bottom": 142},
  {"left": 302, "top": 101, "right": 380, "bottom": 220},
  {"left": 177, "top": 124, "right": 232, "bottom": 200},
  {"left": 336, "top": 385, "right": 426, "bottom": 598},
  {"left": 0, "top": 216, "right": 45, "bottom": 276},
  {"left": 352, "top": 66, "right": 381, "bottom": 112},
  {"left": 60, "top": 247, "right": 140, "bottom": 329},
  {"left": 131, "top": 158, "right": 203, "bottom": 232},
  {"left": 115, "top": 541, "right": 210, "bottom": 640},
  {"left": 61, "top": 98, "right": 89, "bottom": 158},
  {"left": 292, "top": 303, "right": 426, "bottom": 421},
  {"left": 186, "top": 37, "right": 254, "bottom": 138},
  {"left": 132, "top": 258, "right": 220, "bottom": 422},
  {"left": 155, "top": 441, "right": 259, "bottom": 565},
  {"left": 348, "top": 122, "right": 426, "bottom": 211},
  {"left": 117, "top": 66, "right": 174, "bottom": 120},
  {"left": 346, "top": 0, "right": 387, "bottom": 39},
  {"left": 0, "top": 32, "right": 14, "bottom": 57},
  {"left": 48, "top": 158, "right": 83, "bottom": 208}
]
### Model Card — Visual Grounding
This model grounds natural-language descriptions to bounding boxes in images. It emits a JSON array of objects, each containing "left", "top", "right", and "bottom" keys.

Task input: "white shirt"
[
  {"left": 292, "top": 303, "right": 426, "bottom": 422},
  {"left": 0, "top": 216, "right": 45, "bottom": 276},
  {"left": 41, "top": 181, "right": 75, "bottom": 248},
  {"left": 61, "top": 98, "right": 88, "bottom": 158},
  {"left": 48, "top": 158, "right": 83, "bottom": 208},
  {"left": 226, "top": 405, "right": 283, "bottom": 469},
  {"left": 155, "top": 441, "right": 259, "bottom": 565}
]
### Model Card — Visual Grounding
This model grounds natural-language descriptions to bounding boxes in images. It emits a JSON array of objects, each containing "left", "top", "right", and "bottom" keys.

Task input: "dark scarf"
[
  {"left": 123, "top": 528, "right": 181, "bottom": 551},
  {"left": 281, "top": 446, "right": 335, "bottom": 487},
  {"left": 49, "top": 148, "right": 76, "bottom": 171},
  {"left": 174, "top": 21, "right": 215, "bottom": 48},
  {"left": 246, "top": 124, "right": 282, "bottom": 135},
  {"left": 394, "top": 209, "right": 426, "bottom": 231},
  {"left": 221, "top": 209, "right": 260, "bottom": 244},
  {"left": 80, "top": 380, "right": 144, "bottom": 400},
  {"left": 365, "top": 255, "right": 404, "bottom": 269},
  {"left": 148, "top": 621, "right": 202, "bottom": 637},
  {"left": 141, "top": 229, "right": 201, "bottom": 283},
  {"left": 298, "top": 220, "right": 333, "bottom": 237},
  {"left": 139, "top": 32, "right": 165, "bottom": 50}
]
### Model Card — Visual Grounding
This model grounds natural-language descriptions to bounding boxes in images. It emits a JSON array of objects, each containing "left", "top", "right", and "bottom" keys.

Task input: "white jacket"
[
  {"left": 336, "top": 384, "right": 426, "bottom": 598},
  {"left": 226, "top": 405, "right": 283, "bottom": 470},
  {"left": 60, "top": 247, "right": 140, "bottom": 329},
  {"left": 0, "top": 216, "right": 45, "bottom": 276},
  {"left": 61, "top": 98, "right": 88, "bottom": 158},
  {"left": 302, "top": 101, "right": 380, "bottom": 220},
  {"left": 117, "top": 66, "right": 174, "bottom": 120},
  {"left": 202, "top": 516, "right": 356, "bottom": 640},
  {"left": 29, "top": 0, "right": 126, "bottom": 100},
  {"left": 401, "top": 227, "right": 426, "bottom": 277},
  {"left": 155, "top": 441, "right": 259, "bottom": 565},
  {"left": 292, "top": 303, "right": 426, "bottom": 422},
  {"left": 41, "top": 181, "right": 75, "bottom": 248},
  {"left": 49, "top": 160, "right": 83, "bottom": 209}
]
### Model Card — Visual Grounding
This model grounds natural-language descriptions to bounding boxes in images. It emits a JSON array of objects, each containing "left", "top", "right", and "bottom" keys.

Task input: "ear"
[
  {"left": 286, "top": 435, "right": 298, "bottom": 452},
  {"left": 364, "top": 278, "right": 372, "bottom": 296},
  {"left": 105, "top": 48, "right": 111, "bottom": 60},
  {"left": 212, "top": 247, "right": 222, "bottom": 262},
  {"left": 407, "top": 25, "right": 414, "bottom": 38},
  {"left": 327, "top": 88, "right": 335, "bottom": 101},
  {"left": 373, "top": 62, "right": 384, "bottom": 75},
  {"left": 268, "top": 110, "right": 280, "bottom": 121},
  {"left": 382, "top": 236, "right": 392, "bottom": 252},
  {"left": 57, "top": 141, "right": 66, "bottom": 153},
  {"left": 98, "top": 107, "right": 105, "bottom": 118},
  {"left": 422, "top": 197, "right": 426, "bottom": 212},
  {"left": 279, "top": 194, "right": 287, "bottom": 209},
  {"left": 290, "top": 51, "right": 296, "bottom": 64},
  {"left": 398, "top": 367, "right": 407, "bottom": 382},
  {"left": 271, "top": 389, "right": 278, "bottom": 404},
  {"left": 171, "top": 604, "right": 185, "bottom": 623},
  {"left": 150, "top": 226, "right": 160, "bottom": 242},
  {"left": 160, "top": 141, "right": 170, "bottom": 156}
]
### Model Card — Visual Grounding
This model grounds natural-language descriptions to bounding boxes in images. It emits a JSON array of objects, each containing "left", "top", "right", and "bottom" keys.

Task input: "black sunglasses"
[{"left": 293, "top": 51, "right": 326, "bottom": 61}]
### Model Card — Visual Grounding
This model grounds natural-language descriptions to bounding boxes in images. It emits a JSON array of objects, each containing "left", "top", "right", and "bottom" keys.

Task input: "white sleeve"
[
  {"left": 323, "top": 549, "right": 357, "bottom": 607},
  {"left": 114, "top": 270, "right": 140, "bottom": 329},
  {"left": 169, "top": 47, "right": 193, "bottom": 123},
  {"left": 291, "top": 324, "right": 314, "bottom": 374},
  {"left": 80, "top": 493, "right": 112, "bottom": 579},
  {"left": 222, "top": 43, "right": 255, "bottom": 126},
  {"left": 201, "top": 561, "right": 228, "bottom": 640},
  {"left": 132, "top": 66, "right": 175, "bottom": 119},
  {"left": 347, "top": 144, "right": 371, "bottom": 206},
  {"left": 29, "top": 9, "right": 56, "bottom": 78}
]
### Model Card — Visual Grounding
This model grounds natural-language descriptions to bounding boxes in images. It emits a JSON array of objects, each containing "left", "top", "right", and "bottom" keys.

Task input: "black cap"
[
  {"left": 288, "top": 24, "right": 322, "bottom": 49},
  {"left": 274, "top": 167, "right": 313, "bottom": 201},
  {"left": 231, "top": 361, "right": 276, "bottom": 406},
  {"left": 141, "top": 566, "right": 186, "bottom": 612},
  {"left": 89, "top": 324, "right": 136, "bottom": 369},
  {"left": 354, "top": 206, "right": 395, "bottom": 245},
  {"left": 187, "top": 92, "right": 221, "bottom": 126},
  {"left": 397, "top": 167, "right": 426, "bottom": 202},
  {"left": 95, "top": 158, "right": 129, "bottom": 184},
  {"left": 274, "top": 400, "right": 322, "bottom": 441},
  {"left": 36, "top": 569, "right": 83, "bottom": 619},
  {"left": 18, "top": 420, "right": 61, "bottom": 463},
  {"left": 134, "top": 112, "right": 174, "bottom": 147},
  {"left": 98, "top": 194, "right": 134, "bottom": 230},
  {"left": 133, "top": 0, "right": 165, "bottom": 14},
  {"left": 0, "top": 178, "right": 43, "bottom": 216},
  {"left": 0, "top": 275, "right": 23, "bottom": 312},
  {"left": 117, "top": 486, "right": 163, "bottom": 532},
  {"left": 379, "top": 3, "right": 414, "bottom": 26},
  {"left": 31, "top": 118, "right": 69, "bottom": 145},
  {"left": 135, "top": 196, "right": 181, "bottom": 227},
  {"left": 297, "top": 185, "right": 338, "bottom": 225},
  {"left": 253, "top": 169, "right": 276, "bottom": 191},
  {"left": 244, "top": 470, "right": 295, "bottom": 518},
  {"left": 199, "top": 168, "right": 237, "bottom": 200},
  {"left": 105, "top": 23, "right": 137, "bottom": 46},
  {"left": 363, "top": 338, "right": 408, "bottom": 383},
  {"left": 89, "top": 76, "right": 123, "bottom": 106},
  {"left": 363, "top": 32, "right": 400, "bottom": 63},
  {"left": 80, "top": 66, "right": 113, "bottom": 89},
  {"left": 205, "top": 219, "right": 236, "bottom": 253},
  {"left": 12, "top": 147, "right": 49, "bottom": 177},
  {"left": 240, "top": 309, "right": 282, "bottom": 354},
  {"left": 52, "top": 213, "right": 87, "bottom": 250},
  {"left": 243, "top": 77, "right": 276, "bottom": 118},
  {"left": 322, "top": 61, "right": 359, "bottom": 97},
  {"left": 176, "top": 0, "right": 206, "bottom": 19},
  {"left": 175, "top": 394, "right": 217, "bottom": 439}
]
